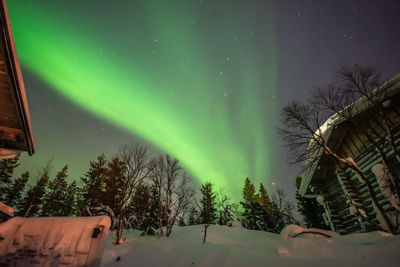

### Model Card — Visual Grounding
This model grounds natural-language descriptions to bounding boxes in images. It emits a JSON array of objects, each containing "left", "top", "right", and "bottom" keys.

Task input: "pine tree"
[
  {"left": 140, "top": 184, "right": 160, "bottom": 236},
  {"left": 295, "top": 176, "right": 327, "bottom": 229},
  {"left": 243, "top": 177, "right": 259, "bottom": 203},
  {"left": 3, "top": 171, "right": 29, "bottom": 208},
  {"left": 64, "top": 181, "right": 78, "bottom": 216},
  {"left": 131, "top": 180, "right": 150, "bottom": 230},
  {"left": 188, "top": 206, "right": 199, "bottom": 225},
  {"left": 42, "top": 166, "right": 70, "bottom": 216},
  {"left": 81, "top": 154, "right": 108, "bottom": 207},
  {"left": 17, "top": 167, "right": 49, "bottom": 217},
  {"left": 271, "top": 200, "right": 286, "bottom": 233},
  {"left": 241, "top": 178, "right": 264, "bottom": 230},
  {"left": 259, "top": 183, "right": 272, "bottom": 216},
  {"left": 0, "top": 156, "right": 20, "bottom": 201},
  {"left": 200, "top": 182, "right": 217, "bottom": 244}
]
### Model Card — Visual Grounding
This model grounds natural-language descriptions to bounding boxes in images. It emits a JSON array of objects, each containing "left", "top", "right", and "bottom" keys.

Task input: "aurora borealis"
[
  {"left": 8, "top": 0, "right": 276, "bottom": 198},
  {"left": 6, "top": 0, "right": 400, "bottom": 200}
]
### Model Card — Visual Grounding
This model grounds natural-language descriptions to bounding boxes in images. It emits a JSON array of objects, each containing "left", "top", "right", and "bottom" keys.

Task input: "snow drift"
[{"left": 101, "top": 224, "right": 400, "bottom": 266}]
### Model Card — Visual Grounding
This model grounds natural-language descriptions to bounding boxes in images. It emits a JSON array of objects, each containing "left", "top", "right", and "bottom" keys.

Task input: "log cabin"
[{"left": 299, "top": 74, "right": 400, "bottom": 234}]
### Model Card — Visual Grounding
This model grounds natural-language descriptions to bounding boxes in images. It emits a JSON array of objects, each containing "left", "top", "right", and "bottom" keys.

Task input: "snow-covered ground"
[{"left": 101, "top": 224, "right": 400, "bottom": 266}]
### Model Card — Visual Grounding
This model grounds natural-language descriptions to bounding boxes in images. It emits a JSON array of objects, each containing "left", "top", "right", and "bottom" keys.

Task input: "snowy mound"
[
  {"left": 231, "top": 221, "right": 243, "bottom": 228},
  {"left": 101, "top": 225, "right": 400, "bottom": 266},
  {"left": 280, "top": 224, "right": 340, "bottom": 240}
]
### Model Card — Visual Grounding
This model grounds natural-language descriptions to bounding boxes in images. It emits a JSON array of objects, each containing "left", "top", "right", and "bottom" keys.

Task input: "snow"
[
  {"left": 101, "top": 224, "right": 400, "bottom": 266},
  {"left": 0, "top": 216, "right": 110, "bottom": 266}
]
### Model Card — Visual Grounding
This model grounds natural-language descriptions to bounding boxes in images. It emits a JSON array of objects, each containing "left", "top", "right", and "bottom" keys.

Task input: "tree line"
[{"left": 0, "top": 144, "right": 325, "bottom": 244}]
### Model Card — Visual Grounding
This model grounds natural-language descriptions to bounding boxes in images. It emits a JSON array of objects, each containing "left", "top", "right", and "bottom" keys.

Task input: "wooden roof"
[{"left": 0, "top": 0, "right": 35, "bottom": 157}]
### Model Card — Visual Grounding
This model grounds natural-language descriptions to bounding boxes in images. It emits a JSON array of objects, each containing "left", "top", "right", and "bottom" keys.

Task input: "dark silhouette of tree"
[
  {"left": 200, "top": 182, "right": 217, "bottom": 244},
  {"left": 3, "top": 171, "right": 29, "bottom": 208},
  {"left": 42, "top": 166, "right": 72, "bottom": 216},
  {"left": 108, "top": 144, "right": 155, "bottom": 245},
  {"left": 17, "top": 166, "right": 50, "bottom": 217},
  {"left": 80, "top": 154, "right": 108, "bottom": 209},
  {"left": 295, "top": 176, "right": 327, "bottom": 229},
  {"left": 0, "top": 156, "right": 20, "bottom": 201}
]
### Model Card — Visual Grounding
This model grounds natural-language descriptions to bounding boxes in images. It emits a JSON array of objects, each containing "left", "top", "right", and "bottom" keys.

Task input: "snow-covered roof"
[
  {"left": 299, "top": 73, "right": 400, "bottom": 196},
  {"left": 0, "top": 216, "right": 110, "bottom": 266},
  {"left": 0, "top": 201, "right": 14, "bottom": 218}
]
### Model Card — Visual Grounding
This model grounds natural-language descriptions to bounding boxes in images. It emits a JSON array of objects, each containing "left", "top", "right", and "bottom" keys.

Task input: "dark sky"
[{"left": 7, "top": 0, "right": 400, "bottom": 201}]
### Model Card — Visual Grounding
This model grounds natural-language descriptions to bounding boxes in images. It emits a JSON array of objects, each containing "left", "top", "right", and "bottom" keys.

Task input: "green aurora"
[{"left": 8, "top": 1, "right": 277, "bottom": 198}]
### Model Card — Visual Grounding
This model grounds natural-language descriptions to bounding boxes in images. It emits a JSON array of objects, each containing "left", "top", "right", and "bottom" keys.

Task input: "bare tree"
[
  {"left": 150, "top": 155, "right": 166, "bottom": 236},
  {"left": 150, "top": 155, "right": 194, "bottom": 237},
  {"left": 113, "top": 144, "right": 155, "bottom": 244},
  {"left": 164, "top": 155, "right": 181, "bottom": 237},
  {"left": 216, "top": 188, "right": 233, "bottom": 225},
  {"left": 166, "top": 172, "right": 195, "bottom": 236},
  {"left": 279, "top": 100, "right": 396, "bottom": 233},
  {"left": 272, "top": 187, "right": 299, "bottom": 225}
]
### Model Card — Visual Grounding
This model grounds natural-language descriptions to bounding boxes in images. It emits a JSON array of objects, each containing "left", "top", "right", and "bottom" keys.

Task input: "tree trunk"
[
  {"left": 203, "top": 224, "right": 208, "bottom": 244},
  {"left": 158, "top": 197, "right": 164, "bottom": 237},
  {"left": 24, "top": 204, "right": 33, "bottom": 218},
  {"left": 116, "top": 216, "right": 124, "bottom": 244}
]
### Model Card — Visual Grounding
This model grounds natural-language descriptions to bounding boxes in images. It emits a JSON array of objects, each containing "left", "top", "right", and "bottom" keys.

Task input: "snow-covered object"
[
  {"left": 0, "top": 201, "right": 14, "bottom": 217},
  {"left": 86, "top": 204, "right": 116, "bottom": 229},
  {"left": 0, "top": 216, "right": 110, "bottom": 266},
  {"left": 101, "top": 224, "right": 400, "bottom": 266},
  {"left": 316, "top": 196, "right": 335, "bottom": 231},
  {"left": 371, "top": 163, "right": 400, "bottom": 211},
  {"left": 280, "top": 224, "right": 340, "bottom": 240},
  {"left": 231, "top": 221, "right": 243, "bottom": 228}
]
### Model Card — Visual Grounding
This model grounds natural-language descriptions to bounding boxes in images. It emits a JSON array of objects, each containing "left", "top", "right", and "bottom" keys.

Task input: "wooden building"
[
  {"left": 299, "top": 74, "right": 400, "bottom": 234},
  {"left": 0, "top": 0, "right": 35, "bottom": 159}
]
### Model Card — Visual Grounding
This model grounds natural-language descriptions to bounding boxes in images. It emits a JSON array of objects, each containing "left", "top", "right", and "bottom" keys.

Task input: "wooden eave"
[{"left": 0, "top": 0, "right": 35, "bottom": 155}]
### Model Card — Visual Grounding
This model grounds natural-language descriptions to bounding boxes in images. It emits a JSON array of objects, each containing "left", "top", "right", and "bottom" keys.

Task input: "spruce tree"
[
  {"left": 3, "top": 171, "right": 29, "bottom": 208},
  {"left": 42, "top": 166, "right": 70, "bottom": 216},
  {"left": 200, "top": 182, "right": 217, "bottom": 244},
  {"left": 131, "top": 180, "right": 150, "bottom": 230},
  {"left": 188, "top": 206, "right": 199, "bottom": 225},
  {"left": 259, "top": 183, "right": 272, "bottom": 216},
  {"left": 243, "top": 177, "right": 259, "bottom": 203},
  {"left": 295, "top": 176, "right": 327, "bottom": 229},
  {"left": 81, "top": 154, "right": 108, "bottom": 207},
  {"left": 17, "top": 167, "right": 49, "bottom": 217},
  {"left": 0, "top": 156, "right": 20, "bottom": 201},
  {"left": 241, "top": 178, "right": 263, "bottom": 230},
  {"left": 140, "top": 184, "right": 160, "bottom": 235},
  {"left": 64, "top": 181, "right": 78, "bottom": 216}
]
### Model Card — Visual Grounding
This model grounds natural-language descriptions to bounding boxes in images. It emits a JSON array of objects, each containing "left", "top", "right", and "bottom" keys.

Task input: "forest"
[{"left": 0, "top": 144, "right": 325, "bottom": 245}]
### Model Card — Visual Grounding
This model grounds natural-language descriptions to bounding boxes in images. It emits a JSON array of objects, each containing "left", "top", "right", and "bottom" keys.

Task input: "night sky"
[{"left": 7, "top": 0, "right": 400, "bottom": 201}]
